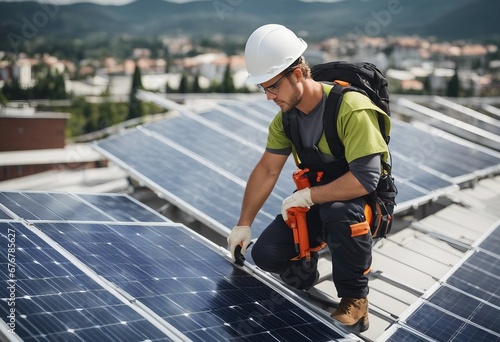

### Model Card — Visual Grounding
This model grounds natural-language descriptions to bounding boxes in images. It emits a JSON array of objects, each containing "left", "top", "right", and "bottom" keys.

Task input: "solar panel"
[
  {"left": 428, "top": 286, "right": 500, "bottom": 334},
  {"left": 381, "top": 222, "right": 500, "bottom": 341},
  {"left": 0, "top": 222, "right": 176, "bottom": 341},
  {"left": 396, "top": 97, "right": 500, "bottom": 152},
  {"left": 215, "top": 101, "right": 279, "bottom": 128},
  {"left": 404, "top": 303, "right": 499, "bottom": 342},
  {"left": 32, "top": 221, "right": 345, "bottom": 341},
  {"left": 96, "top": 93, "right": 500, "bottom": 241},
  {"left": 0, "top": 208, "right": 11, "bottom": 220},
  {"left": 77, "top": 193, "right": 168, "bottom": 222},
  {"left": 390, "top": 121, "right": 500, "bottom": 181},
  {"left": 196, "top": 108, "right": 269, "bottom": 146},
  {"left": 95, "top": 127, "right": 279, "bottom": 236},
  {"left": 478, "top": 223, "right": 500, "bottom": 255},
  {"left": 0, "top": 191, "right": 167, "bottom": 223},
  {"left": 144, "top": 114, "right": 263, "bottom": 173},
  {"left": 384, "top": 328, "right": 430, "bottom": 342},
  {"left": 0, "top": 190, "right": 355, "bottom": 341},
  {"left": 431, "top": 96, "right": 500, "bottom": 136},
  {"left": 142, "top": 114, "right": 295, "bottom": 199}
]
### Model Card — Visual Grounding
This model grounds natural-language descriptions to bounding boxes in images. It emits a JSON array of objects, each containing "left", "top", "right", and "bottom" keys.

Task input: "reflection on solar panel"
[
  {"left": 0, "top": 191, "right": 351, "bottom": 341},
  {"left": 390, "top": 121, "right": 500, "bottom": 182},
  {"left": 396, "top": 97, "right": 500, "bottom": 151},
  {"left": 96, "top": 129, "right": 278, "bottom": 236},
  {"left": 0, "top": 191, "right": 167, "bottom": 223},
  {"left": 380, "top": 222, "right": 500, "bottom": 342}
]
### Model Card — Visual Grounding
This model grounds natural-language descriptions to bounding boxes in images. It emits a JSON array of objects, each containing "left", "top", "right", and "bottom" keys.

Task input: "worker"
[{"left": 227, "top": 24, "right": 391, "bottom": 333}]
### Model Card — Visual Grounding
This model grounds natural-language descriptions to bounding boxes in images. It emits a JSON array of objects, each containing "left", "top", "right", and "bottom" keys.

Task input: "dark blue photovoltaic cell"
[
  {"left": 0, "top": 192, "right": 167, "bottom": 223},
  {"left": 144, "top": 116, "right": 263, "bottom": 180},
  {"left": 0, "top": 222, "right": 173, "bottom": 341},
  {"left": 479, "top": 223, "right": 500, "bottom": 255},
  {"left": 446, "top": 249, "right": 500, "bottom": 309},
  {"left": 390, "top": 121, "right": 500, "bottom": 179},
  {"left": 428, "top": 286, "right": 500, "bottom": 334},
  {"left": 97, "top": 129, "right": 278, "bottom": 234},
  {"left": 385, "top": 328, "right": 431, "bottom": 341},
  {"left": 143, "top": 115, "right": 295, "bottom": 199},
  {"left": 385, "top": 223, "right": 500, "bottom": 342},
  {"left": 405, "top": 304, "right": 499, "bottom": 342},
  {"left": 0, "top": 207, "right": 11, "bottom": 219},
  {"left": 200, "top": 109, "right": 269, "bottom": 145},
  {"left": 391, "top": 154, "right": 453, "bottom": 192},
  {"left": 217, "top": 101, "right": 278, "bottom": 127},
  {"left": 0, "top": 192, "right": 111, "bottom": 221},
  {"left": 36, "top": 221, "right": 346, "bottom": 341},
  {"left": 77, "top": 193, "right": 169, "bottom": 222}
]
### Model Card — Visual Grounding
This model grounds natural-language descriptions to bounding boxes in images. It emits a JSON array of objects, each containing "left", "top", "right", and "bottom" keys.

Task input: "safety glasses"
[{"left": 257, "top": 70, "right": 292, "bottom": 95}]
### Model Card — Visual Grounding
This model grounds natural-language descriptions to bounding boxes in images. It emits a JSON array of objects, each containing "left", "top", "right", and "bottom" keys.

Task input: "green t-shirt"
[{"left": 266, "top": 83, "right": 391, "bottom": 164}]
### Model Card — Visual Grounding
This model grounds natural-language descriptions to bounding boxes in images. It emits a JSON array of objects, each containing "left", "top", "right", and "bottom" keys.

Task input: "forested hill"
[{"left": 1, "top": 0, "right": 498, "bottom": 52}]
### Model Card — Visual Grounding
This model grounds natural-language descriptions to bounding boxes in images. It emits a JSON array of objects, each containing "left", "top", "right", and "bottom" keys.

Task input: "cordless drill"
[{"left": 286, "top": 168, "right": 325, "bottom": 261}]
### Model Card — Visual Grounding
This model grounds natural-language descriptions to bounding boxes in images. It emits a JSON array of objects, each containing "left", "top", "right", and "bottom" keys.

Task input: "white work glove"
[
  {"left": 281, "top": 188, "right": 314, "bottom": 221},
  {"left": 227, "top": 225, "right": 251, "bottom": 262}
]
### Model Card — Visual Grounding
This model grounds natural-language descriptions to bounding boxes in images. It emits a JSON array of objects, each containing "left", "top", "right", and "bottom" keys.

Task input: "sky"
[{"left": 0, "top": 0, "right": 343, "bottom": 4}]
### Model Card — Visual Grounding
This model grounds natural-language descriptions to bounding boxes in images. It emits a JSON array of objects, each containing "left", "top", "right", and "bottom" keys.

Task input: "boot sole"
[
  {"left": 332, "top": 313, "right": 369, "bottom": 333},
  {"left": 346, "top": 314, "right": 369, "bottom": 333}
]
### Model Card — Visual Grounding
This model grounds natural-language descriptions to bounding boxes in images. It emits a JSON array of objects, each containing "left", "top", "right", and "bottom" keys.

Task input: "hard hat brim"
[{"left": 246, "top": 38, "right": 307, "bottom": 85}]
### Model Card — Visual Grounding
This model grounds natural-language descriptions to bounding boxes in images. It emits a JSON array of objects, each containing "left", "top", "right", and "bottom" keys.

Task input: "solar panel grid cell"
[
  {"left": 77, "top": 194, "right": 169, "bottom": 222},
  {"left": 428, "top": 286, "right": 500, "bottom": 334},
  {"left": 33, "top": 221, "right": 344, "bottom": 341},
  {"left": 0, "top": 192, "right": 165, "bottom": 223},
  {"left": 96, "top": 129, "right": 277, "bottom": 233},
  {"left": 404, "top": 303, "right": 499, "bottom": 342},
  {"left": 478, "top": 224, "right": 500, "bottom": 255},
  {"left": 0, "top": 222, "right": 173, "bottom": 341},
  {"left": 390, "top": 121, "right": 500, "bottom": 180}
]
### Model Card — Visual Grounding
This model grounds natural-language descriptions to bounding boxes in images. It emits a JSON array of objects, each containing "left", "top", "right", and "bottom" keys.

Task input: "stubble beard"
[{"left": 276, "top": 81, "right": 302, "bottom": 113}]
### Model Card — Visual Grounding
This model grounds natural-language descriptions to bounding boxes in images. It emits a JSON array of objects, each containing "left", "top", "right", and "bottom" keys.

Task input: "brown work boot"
[{"left": 331, "top": 297, "right": 369, "bottom": 332}]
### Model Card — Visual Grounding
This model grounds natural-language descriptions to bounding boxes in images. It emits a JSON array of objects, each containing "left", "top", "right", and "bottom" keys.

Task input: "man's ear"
[{"left": 291, "top": 67, "right": 303, "bottom": 82}]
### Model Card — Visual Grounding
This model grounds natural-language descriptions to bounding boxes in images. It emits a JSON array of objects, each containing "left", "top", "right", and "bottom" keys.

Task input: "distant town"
[{"left": 1, "top": 34, "right": 499, "bottom": 138}]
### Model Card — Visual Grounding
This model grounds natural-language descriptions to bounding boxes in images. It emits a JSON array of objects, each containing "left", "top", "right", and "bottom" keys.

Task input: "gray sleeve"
[{"left": 349, "top": 153, "right": 381, "bottom": 193}]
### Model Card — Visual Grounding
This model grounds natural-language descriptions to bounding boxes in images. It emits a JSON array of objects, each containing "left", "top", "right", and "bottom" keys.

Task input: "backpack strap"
[
  {"left": 323, "top": 83, "right": 345, "bottom": 158},
  {"left": 324, "top": 82, "right": 390, "bottom": 159},
  {"left": 284, "top": 82, "right": 390, "bottom": 162}
]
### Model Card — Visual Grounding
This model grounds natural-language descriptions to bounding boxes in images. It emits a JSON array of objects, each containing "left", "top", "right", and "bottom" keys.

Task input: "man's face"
[{"left": 260, "top": 70, "right": 302, "bottom": 112}]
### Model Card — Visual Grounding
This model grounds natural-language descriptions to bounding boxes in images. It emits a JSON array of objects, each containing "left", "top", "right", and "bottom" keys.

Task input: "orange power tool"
[{"left": 286, "top": 168, "right": 326, "bottom": 261}]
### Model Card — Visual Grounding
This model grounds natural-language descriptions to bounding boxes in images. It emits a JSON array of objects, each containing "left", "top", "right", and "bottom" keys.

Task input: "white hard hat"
[{"left": 245, "top": 24, "right": 308, "bottom": 85}]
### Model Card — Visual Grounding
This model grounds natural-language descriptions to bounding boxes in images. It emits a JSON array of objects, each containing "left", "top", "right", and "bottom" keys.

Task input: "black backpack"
[{"left": 287, "top": 61, "right": 398, "bottom": 241}]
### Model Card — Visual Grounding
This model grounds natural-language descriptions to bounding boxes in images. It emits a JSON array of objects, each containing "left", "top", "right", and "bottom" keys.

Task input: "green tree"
[
  {"left": 98, "top": 99, "right": 117, "bottom": 130},
  {"left": 0, "top": 89, "right": 7, "bottom": 105},
  {"left": 178, "top": 72, "right": 190, "bottom": 93},
  {"left": 128, "top": 61, "right": 145, "bottom": 120},
  {"left": 423, "top": 76, "right": 432, "bottom": 95},
  {"left": 446, "top": 67, "right": 460, "bottom": 97},
  {"left": 192, "top": 71, "right": 201, "bottom": 93},
  {"left": 220, "top": 60, "right": 235, "bottom": 93},
  {"left": 165, "top": 49, "right": 173, "bottom": 73}
]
